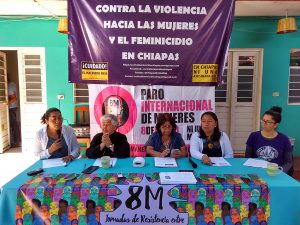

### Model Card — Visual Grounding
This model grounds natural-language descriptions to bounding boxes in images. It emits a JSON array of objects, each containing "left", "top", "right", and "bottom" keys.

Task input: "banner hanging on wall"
[
  {"left": 89, "top": 84, "right": 214, "bottom": 156},
  {"left": 69, "top": 0, "right": 235, "bottom": 86}
]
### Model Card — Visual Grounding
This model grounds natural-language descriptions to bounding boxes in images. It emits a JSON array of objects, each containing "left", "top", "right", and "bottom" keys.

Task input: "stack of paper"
[
  {"left": 159, "top": 172, "right": 197, "bottom": 184},
  {"left": 93, "top": 158, "right": 117, "bottom": 167},
  {"left": 210, "top": 157, "right": 231, "bottom": 166},
  {"left": 43, "top": 158, "right": 66, "bottom": 168},
  {"left": 154, "top": 157, "right": 177, "bottom": 167},
  {"left": 243, "top": 158, "right": 268, "bottom": 168}
]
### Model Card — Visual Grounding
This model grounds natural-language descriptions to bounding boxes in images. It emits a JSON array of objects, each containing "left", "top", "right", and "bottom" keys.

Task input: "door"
[
  {"left": 17, "top": 48, "right": 47, "bottom": 152},
  {"left": 0, "top": 51, "right": 10, "bottom": 153},
  {"left": 215, "top": 50, "right": 263, "bottom": 156}
]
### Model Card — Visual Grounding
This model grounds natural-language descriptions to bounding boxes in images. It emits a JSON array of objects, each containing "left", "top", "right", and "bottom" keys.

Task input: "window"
[
  {"left": 215, "top": 59, "right": 228, "bottom": 103},
  {"left": 73, "top": 83, "right": 89, "bottom": 104},
  {"left": 288, "top": 49, "right": 300, "bottom": 104},
  {"left": 236, "top": 56, "right": 255, "bottom": 103},
  {"left": 23, "top": 54, "right": 43, "bottom": 103},
  {"left": 0, "top": 53, "right": 7, "bottom": 102}
]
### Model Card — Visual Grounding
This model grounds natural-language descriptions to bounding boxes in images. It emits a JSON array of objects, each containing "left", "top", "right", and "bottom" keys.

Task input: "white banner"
[{"left": 88, "top": 84, "right": 215, "bottom": 156}]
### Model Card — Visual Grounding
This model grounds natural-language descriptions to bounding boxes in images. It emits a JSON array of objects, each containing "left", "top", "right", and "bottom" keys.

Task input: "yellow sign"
[
  {"left": 192, "top": 64, "right": 218, "bottom": 82},
  {"left": 81, "top": 62, "right": 108, "bottom": 80}
]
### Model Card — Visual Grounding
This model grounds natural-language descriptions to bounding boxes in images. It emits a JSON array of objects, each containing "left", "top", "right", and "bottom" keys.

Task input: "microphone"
[
  {"left": 189, "top": 157, "right": 198, "bottom": 169},
  {"left": 56, "top": 129, "right": 61, "bottom": 139}
]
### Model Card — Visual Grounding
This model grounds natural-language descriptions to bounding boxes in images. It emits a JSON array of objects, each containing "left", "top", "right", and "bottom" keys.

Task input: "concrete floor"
[{"left": 0, "top": 147, "right": 37, "bottom": 187}]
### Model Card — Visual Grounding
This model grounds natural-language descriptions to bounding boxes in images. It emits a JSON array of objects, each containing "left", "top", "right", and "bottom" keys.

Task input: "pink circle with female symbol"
[{"left": 94, "top": 86, "right": 137, "bottom": 134}]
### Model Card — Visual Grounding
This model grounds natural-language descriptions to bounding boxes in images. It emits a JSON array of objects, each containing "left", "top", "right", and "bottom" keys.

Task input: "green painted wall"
[
  {"left": 231, "top": 17, "right": 300, "bottom": 155},
  {"left": 1, "top": 16, "right": 300, "bottom": 155},
  {"left": 0, "top": 18, "right": 73, "bottom": 123}
]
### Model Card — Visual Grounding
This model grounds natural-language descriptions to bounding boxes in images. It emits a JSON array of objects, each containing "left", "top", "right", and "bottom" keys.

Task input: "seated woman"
[
  {"left": 145, "top": 113, "right": 187, "bottom": 158},
  {"left": 190, "top": 111, "right": 233, "bottom": 165},
  {"left": 245, "top": 106, "right": 292, "bottom": 173},
  {"left": 34, "top": 108, "right": 80, "bottom": 162},
  {"left": 86, "top": 114, "right": 130, "bottom": 158}
]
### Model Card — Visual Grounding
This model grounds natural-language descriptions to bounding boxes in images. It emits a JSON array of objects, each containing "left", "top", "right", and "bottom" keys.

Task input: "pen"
[{"left": 65, "top": 161, "right": 71, "bottom": 167}]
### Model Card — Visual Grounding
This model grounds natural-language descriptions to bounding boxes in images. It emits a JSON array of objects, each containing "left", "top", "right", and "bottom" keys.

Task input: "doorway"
[
  {"left": 0, "top": 47, "right": 47, "bottom": 153},
  {"left": 4, "top": 50, "right": 21, "bottom": 151},
  {"left": 215, "top": 49, "right": 263, "bottom": 156}
]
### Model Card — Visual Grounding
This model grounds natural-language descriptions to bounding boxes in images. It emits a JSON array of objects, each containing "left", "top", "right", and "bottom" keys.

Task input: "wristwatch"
[{"left": 109, "top": 144, "right": 113, "bottom": 149}]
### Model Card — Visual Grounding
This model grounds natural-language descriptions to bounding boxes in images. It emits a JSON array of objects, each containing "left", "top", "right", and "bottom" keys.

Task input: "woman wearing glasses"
[
  {"left": 245, "top": 106, "right": 293, "bottom": 173},
  {"left": 33, "top": 107, "right": 80, "bottom": 162},
  {"left": 145, "top": 113, "right": 187, "bottom": 158}
]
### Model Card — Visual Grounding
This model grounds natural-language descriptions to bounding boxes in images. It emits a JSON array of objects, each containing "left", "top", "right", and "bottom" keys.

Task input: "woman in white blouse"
[
  {"left": 190, "top": 111, "right": 233, "bottom": 165},
  {"left": 34, "top": 107, "right": 80, "bottom": 162}
]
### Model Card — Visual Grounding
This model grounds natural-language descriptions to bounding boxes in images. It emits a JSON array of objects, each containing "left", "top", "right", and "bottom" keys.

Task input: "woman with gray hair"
[{"left": 86, "top": 114, "right": 130, "bottom": 158}]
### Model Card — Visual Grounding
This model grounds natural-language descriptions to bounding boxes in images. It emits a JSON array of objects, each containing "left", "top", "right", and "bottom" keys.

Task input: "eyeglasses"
[{"left": 261, "top": 119, "right": 275, "bottom": 125}]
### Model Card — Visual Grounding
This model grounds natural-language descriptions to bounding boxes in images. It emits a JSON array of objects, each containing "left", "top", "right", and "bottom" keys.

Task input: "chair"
[
  {"left": 287, "top": 137, "right": 295, "bottom": 176},
  {"left": 74, "top": 106, "right": 90, "bottom": 125},
  {"left": 77, "top": 137, "right": 90, "bottom": 158},
  {"left": 73, "top": 105, "right": 90, "bottom": 157}
]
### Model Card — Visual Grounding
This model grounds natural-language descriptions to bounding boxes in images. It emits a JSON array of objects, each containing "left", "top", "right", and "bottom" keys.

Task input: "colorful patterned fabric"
[{"left": 15, "top": 173, "right": 269, "bottom": 225}]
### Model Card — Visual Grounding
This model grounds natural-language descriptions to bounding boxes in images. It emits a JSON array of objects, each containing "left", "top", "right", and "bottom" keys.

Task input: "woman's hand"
[
  {"left": 102, "top": 133, "right": 112, "bottom": 148},
  {"left": 63, "top": 155, "right": 74, "bottom": 163},
  {"left": 171, "top": 151, "right": 182, "bottom": 158},
  {"left": 160, "top": 149, "right": 170, "bottom": 157},
  {"left": 48, "top": 139, "right": 62, "bottom": 155},
  {"left": 171, "top": 146, "right": 187, "bottom": 158},
  {"left": 202, "top": 154, "right": 213, "bottom": 165},
  {"left": 171, "top": 149, "right": 183, "bottom": 158}
]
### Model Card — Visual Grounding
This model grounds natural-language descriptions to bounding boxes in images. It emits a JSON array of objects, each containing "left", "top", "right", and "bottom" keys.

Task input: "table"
[{"left": 0, "top": 158, "right": 299, "bottom": 225}]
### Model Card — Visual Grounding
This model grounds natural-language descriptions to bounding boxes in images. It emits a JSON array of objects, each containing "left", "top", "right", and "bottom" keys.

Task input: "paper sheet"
[
  {"left": 154, "top": 157, "right": 178, "bottom": 167},
  {"left": 243, "top": 158, "right": 268, "bottom": 168},
  {"left": 159, "top": 172, "right": 197, "bottom": 184},
  {"left": 43, "top": 158, "right": 66, "bottom": 168},
  {"left": 93, "top": 158, "right": 117, "bottom": 167},
  {"left": 210, "top": 157, "right": 231, "bottom": 166}
]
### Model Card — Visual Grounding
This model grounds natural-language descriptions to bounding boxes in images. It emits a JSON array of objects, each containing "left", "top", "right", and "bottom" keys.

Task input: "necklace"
[
  {"left": 162, "top": 137, "right": 170, "bottom": 149},
  {"left": 163, "top": 142, "right": 170, "bottom": 149}
]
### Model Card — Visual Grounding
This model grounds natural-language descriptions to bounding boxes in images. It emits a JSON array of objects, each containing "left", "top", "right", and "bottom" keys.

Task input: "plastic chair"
[
  {"left": 74, "top": 105, "right": 90, "bottom": 125},
  {"left": 77, "top": 137, "right": 90, "bottom": 158},
  {"left": 74, "top": 105, "right": 90, "bottom": 156},
  {"left": 287, "top": 137, "right": 295, "bottom": 176}
]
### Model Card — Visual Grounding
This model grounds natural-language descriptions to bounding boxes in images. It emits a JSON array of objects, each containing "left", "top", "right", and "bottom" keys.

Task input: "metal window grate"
[
  {"left": 288, "top": 49, "right": 300, "bottom": 104},
  {"left": 236, "top": 56, "right": 255, "bottom": 103},
  {"left": 23, "top": 54, "right": 43, "bottom": 103},
  {"left": 0, "top": 54, "right": 7, "bottom": 103},
  {"left": 74, "top": 83, "right": 89, "bottom": 104},
  {"left": 215, "top": 60, "right": 228, "bottom": 103}
]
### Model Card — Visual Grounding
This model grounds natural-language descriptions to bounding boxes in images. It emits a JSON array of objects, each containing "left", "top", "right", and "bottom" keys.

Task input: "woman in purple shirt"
[{"left": 245, "top": 106, "right": 293, "bottom": 174}]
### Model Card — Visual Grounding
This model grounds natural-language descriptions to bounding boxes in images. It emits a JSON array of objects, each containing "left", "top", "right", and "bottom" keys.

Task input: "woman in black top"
[{"left": 86, "top": 114, "right": 130, "bottom": 158}]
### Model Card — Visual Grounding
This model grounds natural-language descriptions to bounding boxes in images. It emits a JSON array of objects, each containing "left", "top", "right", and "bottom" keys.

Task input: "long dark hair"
[
  {"left": 198, "top": 111, "right": 221, "bottom": 141},
  {"left": 155, "top": 113, "right": 176, "bottom": 136},
  {"left": 41, "top": 107, "right": 61, "bottom": 124},
  {"left": 263, "top": 106, "right": 282, "bottom": 124}
]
